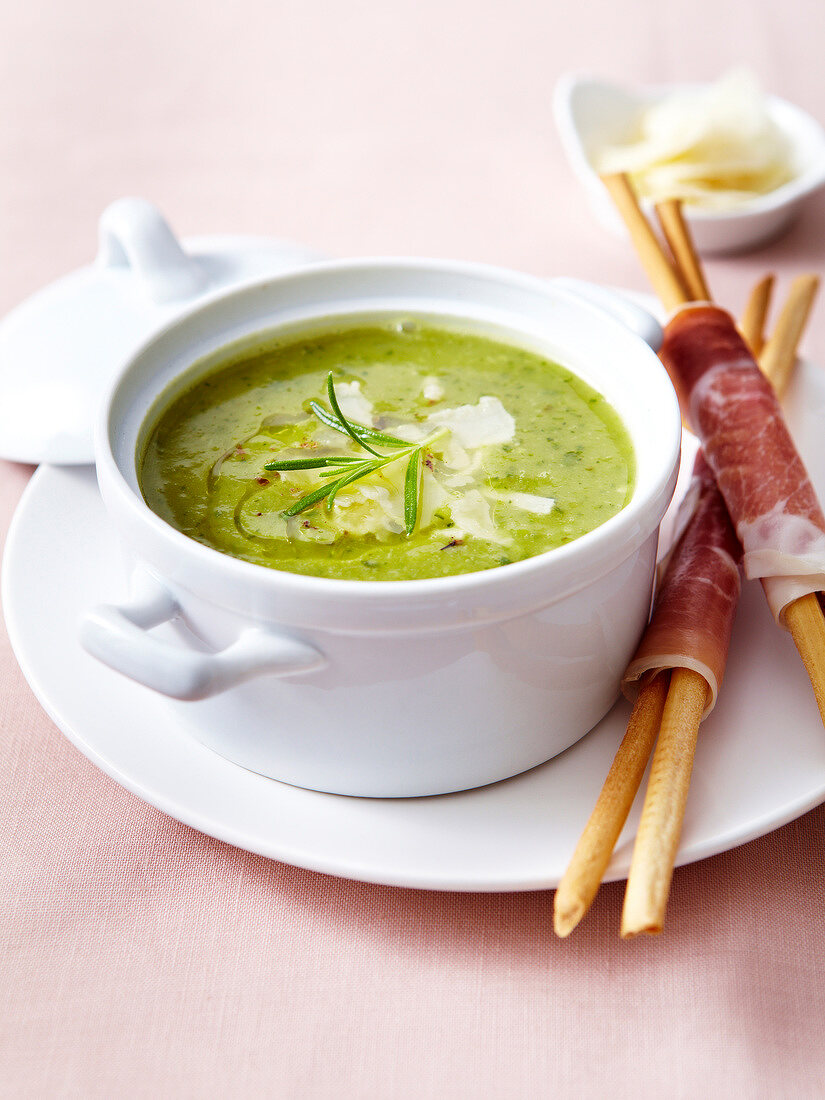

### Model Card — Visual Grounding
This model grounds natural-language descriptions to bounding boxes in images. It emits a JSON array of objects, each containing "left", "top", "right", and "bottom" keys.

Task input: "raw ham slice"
[
  {"left": 623, "top": 452, "right": 742, "bottom": 717},
  {"left": 660, "top": 304, "right": 825, "bottom": 623}
]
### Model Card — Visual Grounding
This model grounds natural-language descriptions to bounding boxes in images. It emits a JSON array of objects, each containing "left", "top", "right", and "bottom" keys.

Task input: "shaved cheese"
[
  {"left": 439, "top": 471, "right": 475, "bottom": 488},
  {"left": 335, "top": 381, "right": 374, "bottom": 424},
  {"left": 343, "top": 483, "right": 405, "bottom": 533},
  {"left": 488, "top": 490, "right": 555, "bottom": 515},
  {"left": 389, "top": 422, "right": 428, "bottom": 443},
  {"left": 440, "top": 437, "right": 471, "bottom": 471},
  {"left": 427, "top": 396, "right": 515, "bottom": 449},
  {"left": 422, "top": 375, "right": 445, "bottom": 402},
  {"left": 419, "top": 468, "right": 452, "bottom": 528},
  {"left": 332, "top": 472, "right": 407, "bottom": 536},
  {"left": 450, "top": 490, "right": 512, "bottom": 545},
  {"left": 595, "top": 70, "right": 793, "bottom": 210},
  {"left": 439, "top": 449, "right": 482, "bottom": 484}
]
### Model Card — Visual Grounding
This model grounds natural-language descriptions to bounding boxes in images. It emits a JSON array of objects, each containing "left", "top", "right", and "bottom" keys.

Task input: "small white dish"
[
  {"left": 554, "top": 74, "right": 825, "bottom": 254},
  {"left": 5, "top": 444, "right": 825, "bottom": 890}
]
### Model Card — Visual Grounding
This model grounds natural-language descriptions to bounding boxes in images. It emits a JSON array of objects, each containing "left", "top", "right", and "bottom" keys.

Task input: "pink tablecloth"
[{"left": 3, "top": 1, "right": 825, "bottom": 1095}]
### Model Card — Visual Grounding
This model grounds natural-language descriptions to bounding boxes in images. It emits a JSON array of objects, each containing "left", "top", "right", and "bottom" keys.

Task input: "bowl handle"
[
  {"left": 96, "top": 197, "right": 208, "bottom": 304},
  {"left": 79, "top": 571, "right": 325, "bottom": 701},
  {"left": 548, "top": 277, "right": 663, "bottom": 351}
]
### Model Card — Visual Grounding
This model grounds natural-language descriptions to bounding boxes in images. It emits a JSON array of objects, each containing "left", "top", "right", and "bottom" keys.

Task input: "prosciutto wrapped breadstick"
[
  {"left": 660, "top": 304, "right": 825, "bottom": 625},
  {"left": 617, "top": 453, "right": 742, "bottom": 936},
  {"left": 554, "top": 452, "right": 741, "bottom": 937},
  {"left": 623, "top": 451, "right": 742, "bottom": 716}
]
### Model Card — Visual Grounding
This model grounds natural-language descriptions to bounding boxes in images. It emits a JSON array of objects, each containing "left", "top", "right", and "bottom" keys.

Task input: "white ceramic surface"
[
  {"left": 0, "top": 198, "right": 324, "bottom": 466},
  {"left": 554, "top": 74, "right": 825, "bottom": 255},
  {"left": 5, "top": 454, "right": 825, "bottom": 891},
  {"left": 82, "top": 261, "right": 681, "bottom": 797}
]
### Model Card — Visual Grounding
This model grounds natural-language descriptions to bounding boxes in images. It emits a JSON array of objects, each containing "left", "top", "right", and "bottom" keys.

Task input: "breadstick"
[
  {"left": 553, "top": 672, "right": 669, "bottom": 937},
  {"left": 620, "top": 668, "right": 708, "bottom": 936},
  {"left": 654, "top": 199, "right": 711, "bottom": 302},
  {"left": 760, "top": 274, "right": 819, "bottom": 398},
  {"left": 600, "top": 174, "right": 689, "bottom": 311},
  {"left": 739, "top": 274, "right": 775, "bottom": 357}
]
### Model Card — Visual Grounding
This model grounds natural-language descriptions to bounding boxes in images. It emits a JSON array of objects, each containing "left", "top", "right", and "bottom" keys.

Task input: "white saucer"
[{"left": 5, "top": 362, "right": 825, "bottom": 890}]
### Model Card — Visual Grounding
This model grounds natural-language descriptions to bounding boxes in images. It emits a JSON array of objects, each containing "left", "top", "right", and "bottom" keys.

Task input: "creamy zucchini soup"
[{"left": 139, "top": 322, "right": 634, "bottom": 581}]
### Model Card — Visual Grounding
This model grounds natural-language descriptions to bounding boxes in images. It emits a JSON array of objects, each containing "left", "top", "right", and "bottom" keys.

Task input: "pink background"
[{"left": 3, "top": 0, "right": 825, "bottom": 1095}]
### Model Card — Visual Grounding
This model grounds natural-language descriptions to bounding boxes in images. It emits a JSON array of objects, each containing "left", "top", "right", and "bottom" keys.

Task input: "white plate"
[{"left": 5, "top": 361, "right": 825, "bottom": 890}]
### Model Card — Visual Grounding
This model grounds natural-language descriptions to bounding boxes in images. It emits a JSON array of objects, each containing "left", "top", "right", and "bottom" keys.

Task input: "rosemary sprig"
[{"left": 264, "top": 372, "right": 444, "bottom": 535}]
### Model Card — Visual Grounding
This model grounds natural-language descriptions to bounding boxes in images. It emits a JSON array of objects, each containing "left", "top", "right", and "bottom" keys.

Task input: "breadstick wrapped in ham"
[
  {"left": 660, "top": 304, "right": 825, "bottom": 625},
  {"left": 554, "top": 450, "right": 742, "bottom": 937},
  {"left": 623, "top": 451, "right": 742, "bottom": 717}
]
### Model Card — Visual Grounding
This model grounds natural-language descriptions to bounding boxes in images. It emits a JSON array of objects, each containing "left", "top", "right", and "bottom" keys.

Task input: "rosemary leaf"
[
  {"left": 311, "top": 403, "right": 412, "bottom": 449},
  {"left": 317, "top": 460, "right": 373, "bottom": 478},
  {"left": 264, "top": 455, "right": 363, "bottom": 471},
  {"left": 282, "top": 481, "right": 338, "bottom": 516},
  {"left": 345, "top": 425, "right": 411, "bottom": 448},
  {"left": 324, "top": 374, "right": 383, "bottom": 456},
  {"left": 404, "top": 449, "right": 421, "bottom": 535}
]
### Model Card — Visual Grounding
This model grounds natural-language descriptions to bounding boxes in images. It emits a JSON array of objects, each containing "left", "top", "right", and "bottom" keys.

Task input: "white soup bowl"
[{"left": 81, "top": 260, "right": 681, "bottom": 797}]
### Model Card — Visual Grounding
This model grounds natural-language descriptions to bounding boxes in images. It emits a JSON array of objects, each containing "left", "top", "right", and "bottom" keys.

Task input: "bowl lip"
[
  {"left": 553, "top": 71, "right": 825, "bottom": 221},
  {"left": 96, "top": 254, "right": 682, "bottom": 606}
]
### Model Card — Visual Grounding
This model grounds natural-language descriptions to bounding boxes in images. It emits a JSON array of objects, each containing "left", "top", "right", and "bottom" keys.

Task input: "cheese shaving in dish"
[{"left": 595, "top": 70, "right": 794, "bottom": 211}]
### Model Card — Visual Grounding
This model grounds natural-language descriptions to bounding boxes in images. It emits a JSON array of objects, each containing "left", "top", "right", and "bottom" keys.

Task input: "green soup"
[{"left": 139, "top": 322, "right": 634, "bottom": 581}]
